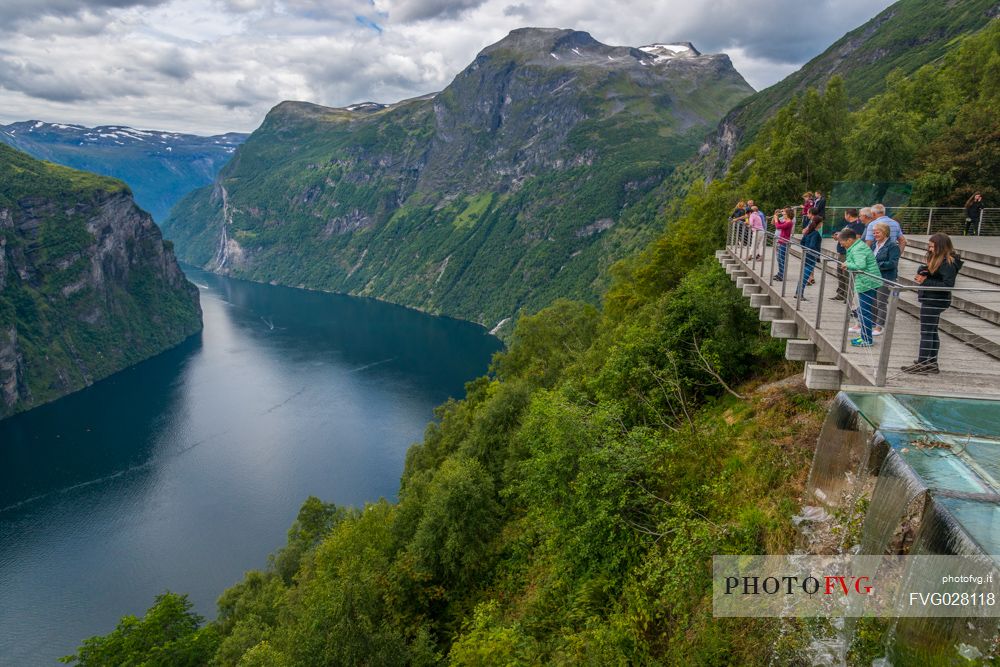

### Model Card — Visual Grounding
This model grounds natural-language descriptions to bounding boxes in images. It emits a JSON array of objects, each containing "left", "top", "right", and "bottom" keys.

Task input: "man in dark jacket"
[{"left": 812, "top": 190, "right": 826, "bottom": 219}]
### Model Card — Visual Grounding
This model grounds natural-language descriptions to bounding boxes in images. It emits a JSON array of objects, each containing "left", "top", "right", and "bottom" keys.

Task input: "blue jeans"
[
  {"left": 857, "top": 289, "right": 877, "bottom": 344},
  {"left": 776, "top": 243, "right": 787, "bottom": 277},
  {"left": 797, "top": 257, "right": 817, "bottom": 295}
]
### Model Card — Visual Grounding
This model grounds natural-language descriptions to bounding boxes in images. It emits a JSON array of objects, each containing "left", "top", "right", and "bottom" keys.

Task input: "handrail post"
[
  {"left": 874, "top": 288, "right": 900, "bottom": 386},
  {"left": 757, "top": 230, "right": 765, "bottom": 274},
  {"left": 840, "top": 271, "right": 853, "bottom": 352},
  {"left": 758, "top": 231, "right": 765, "bottom": 273},
  {"left": 978, "top": 209, "right": 984, "bottom": 236},
  {"left": 769, "top": 232, "right": 777, "bottom": 286},
  {"left": 815, "top": 257, "right": 827, "bottom": 328},
  {"left": 780, "top": 242, "right": 789, "bottom": 298},
  {"left": 926, "top": 208, "right": 933, "bottom": 235},
  {"left": 795, "top": 247, "right": 806, "bottom": 310}
]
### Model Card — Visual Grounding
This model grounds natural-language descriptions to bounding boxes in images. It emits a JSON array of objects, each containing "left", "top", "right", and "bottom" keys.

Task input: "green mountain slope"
[
  {"left": 0, "top": 121, "right": 247, "bottom": 222},
  {"left": 705, "top": 0, "right": 999, "bottom": 173},
  {"left": 163, "top": 29, "right": 753, "bottom": 332},
  {"left": 0, "top": 144, "right": 202, "bottom": 418}
]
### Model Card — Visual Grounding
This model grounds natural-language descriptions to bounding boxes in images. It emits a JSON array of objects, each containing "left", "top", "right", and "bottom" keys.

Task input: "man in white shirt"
[{"left": 864, "top": 203, "right": 906, "bottom": 251}]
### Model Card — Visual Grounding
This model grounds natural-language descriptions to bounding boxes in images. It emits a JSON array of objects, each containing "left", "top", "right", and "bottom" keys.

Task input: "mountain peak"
[
  {"left": 476, "top": 28, "right": 717, "bottom": 71},
  {"left": 485, "top": 27, "right": 600, "bottom": 54}
]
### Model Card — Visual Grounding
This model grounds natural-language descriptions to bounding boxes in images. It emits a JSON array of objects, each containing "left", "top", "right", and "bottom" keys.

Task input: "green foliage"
[
  {"left": 741, "top": 76, "right": 850, "bottom": 207},
  {"left": 61, "top": 593, "right": 219, "bottom": 667},
  {"left": 720, "top": 0, "right": 998, "bottom": 152},
  {"left": 493, "top": 299, "right": 600, "bottom": 387},
  {"left": 269, "top": 496, "right": 345, "bottom": 584},
  {"left": 407, "top": 457, "right": 500, "bottom": 586}
]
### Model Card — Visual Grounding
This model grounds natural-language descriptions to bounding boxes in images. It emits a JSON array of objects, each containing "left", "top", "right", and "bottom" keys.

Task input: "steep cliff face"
[
  {"left": 164, "top": 28, "right": 753, "bottom": 330},
  {"left": 0, "top": 143, "right": 202, "bottom": 418}
]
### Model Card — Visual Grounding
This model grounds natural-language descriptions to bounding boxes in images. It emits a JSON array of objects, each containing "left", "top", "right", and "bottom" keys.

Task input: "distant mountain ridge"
[
  {"left": 0, "top": 121, "right": 247, "bottom": 221},
  {"left": 702, "top": 0, "right": 1000, "bottom": 175},
  {"left": 163, "top": 28, "right": 753, "bottom": 331}
]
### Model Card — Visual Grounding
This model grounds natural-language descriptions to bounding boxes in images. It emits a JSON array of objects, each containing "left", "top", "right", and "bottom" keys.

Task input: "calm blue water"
[{"left": 0, "top": 268, "right": 501, "bottom": 665}]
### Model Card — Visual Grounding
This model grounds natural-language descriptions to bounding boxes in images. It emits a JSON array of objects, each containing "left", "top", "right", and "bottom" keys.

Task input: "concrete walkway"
[{"left": 719, "top": 236, "right": 1000, "bottom": 396}]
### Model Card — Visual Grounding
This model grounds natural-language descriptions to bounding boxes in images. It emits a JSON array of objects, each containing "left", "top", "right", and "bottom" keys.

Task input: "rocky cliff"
[
  {"left": 163, "top": 28, "right": 753, "bottom": 331},
  {"left": 0, "top": 143, "right": 202, "bottom": 418}
]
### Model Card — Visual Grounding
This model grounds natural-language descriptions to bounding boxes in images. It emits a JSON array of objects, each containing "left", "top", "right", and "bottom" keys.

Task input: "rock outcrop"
[{"left": 0, "top": 143, "right": 202, "bottom": 418}]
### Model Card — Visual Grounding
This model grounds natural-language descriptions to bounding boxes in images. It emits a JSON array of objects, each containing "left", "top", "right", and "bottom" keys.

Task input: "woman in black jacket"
[
  {"left": 871, "top": 222, "right": 900, "bottom": 336},
  {"left": 964, "top": 193, "right": 984, "bottom": 236},
  {"left": 902, "top": 233, "right": 963, "bottom": 374}
]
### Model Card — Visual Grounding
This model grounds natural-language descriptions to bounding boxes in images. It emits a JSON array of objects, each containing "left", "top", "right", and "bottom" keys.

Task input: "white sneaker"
[
  {"left": 848, "top": 325, "right": 861, "bottom": 333},
  {"left": 873, "top": 328, "right": 883, "bottom": 336}
]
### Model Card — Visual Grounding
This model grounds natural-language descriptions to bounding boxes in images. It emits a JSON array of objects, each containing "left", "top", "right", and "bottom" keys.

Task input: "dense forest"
[{"left": 63, "top": 18, "right": 1000, "bottom": 667}]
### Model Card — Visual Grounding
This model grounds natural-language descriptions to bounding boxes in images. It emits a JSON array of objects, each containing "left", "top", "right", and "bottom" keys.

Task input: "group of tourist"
[{"left": 729, "top": 194, "right": 966, "bottom": 375}]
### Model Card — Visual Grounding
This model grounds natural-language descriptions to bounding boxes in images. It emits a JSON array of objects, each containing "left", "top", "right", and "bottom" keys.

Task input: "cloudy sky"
[{"left": 0, "top": 0, "right": 896, "bottom": 135}]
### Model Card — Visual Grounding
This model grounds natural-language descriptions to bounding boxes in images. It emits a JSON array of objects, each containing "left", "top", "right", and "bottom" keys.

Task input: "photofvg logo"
[
  {"left": 712, "top": 555, "right": 1000, "bottom": 618},
  {"left": 724, "top": 572, "right": 872, "bottom": 596}
]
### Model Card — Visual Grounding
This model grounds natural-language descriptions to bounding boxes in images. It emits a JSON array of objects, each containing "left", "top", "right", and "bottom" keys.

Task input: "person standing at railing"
[
  {"left": 902, "top": 233, "right": 964, "bottom": 375},
  {"left": 772, "top": 207, "right": 794, "bottom": 281},
  {"left": 812, "top": 190, "right": 826, "bottom": 219},
  {"left": 964, "top": 193, "right": 984, "bottom": 236},
  {"left": 749, "top": 205, "right": 766, "bottom": 259},
  {"left": 832, "top": 208, "right": 866, "bottom": 301},
  {"left": 802, "top": 192, "right": 815, "bottom": 219},
  {"left": 839, "top": 227, "right": 882, "bottom": 347},
  {"left": 795, "top": 214, "right": 824, "bottom": 300},
  {"left": 870, "top": 222, "right": 900, "bottom": 337},
  {"left": 864, "top": 203, "right": 906, "bottom": 252},
  {"left": 730, "top": 200, "right": 748, "bottom": 246}
]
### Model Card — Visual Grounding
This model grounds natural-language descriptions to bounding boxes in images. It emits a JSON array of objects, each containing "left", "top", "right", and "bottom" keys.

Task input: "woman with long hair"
[
  {"left": 902, "top": 233, "right": 963, "bottom": 374},
  {"left": 964, "top": 192, "right": 984, "bottom": 236}
]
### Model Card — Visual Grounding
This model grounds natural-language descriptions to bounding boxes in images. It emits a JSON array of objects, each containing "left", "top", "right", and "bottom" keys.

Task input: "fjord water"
[{"left": 0, "top": 267, "right": 501, "bottom": 665}]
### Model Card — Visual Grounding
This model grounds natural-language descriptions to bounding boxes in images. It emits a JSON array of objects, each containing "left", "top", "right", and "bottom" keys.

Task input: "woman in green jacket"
[{"left": 839, "top": 227, "right": 883, "bottom": 346}]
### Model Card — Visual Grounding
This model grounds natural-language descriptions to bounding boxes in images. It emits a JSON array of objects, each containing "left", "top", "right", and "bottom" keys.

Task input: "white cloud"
[{"left": 0, "top": 0, "right": 896, "bottom": 135}]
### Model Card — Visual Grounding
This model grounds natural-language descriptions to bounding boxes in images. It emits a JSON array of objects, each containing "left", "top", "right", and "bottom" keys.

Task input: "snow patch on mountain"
[{"left": 638, "top": 43, "right": 701, "bottom": 63}]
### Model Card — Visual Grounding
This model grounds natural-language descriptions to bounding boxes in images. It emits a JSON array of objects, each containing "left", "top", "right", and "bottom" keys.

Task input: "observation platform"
[{"left": 718, "top": 231, "right": 1000, "bottom": 395}]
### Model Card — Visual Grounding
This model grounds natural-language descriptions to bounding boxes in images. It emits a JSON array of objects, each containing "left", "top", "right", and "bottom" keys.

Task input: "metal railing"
[
  {"left": 791, "top": 206, "right": 1000, "bottom": 236},
  {"left": 726, "top": 220, "right": 1000, "bottom": 387}
]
